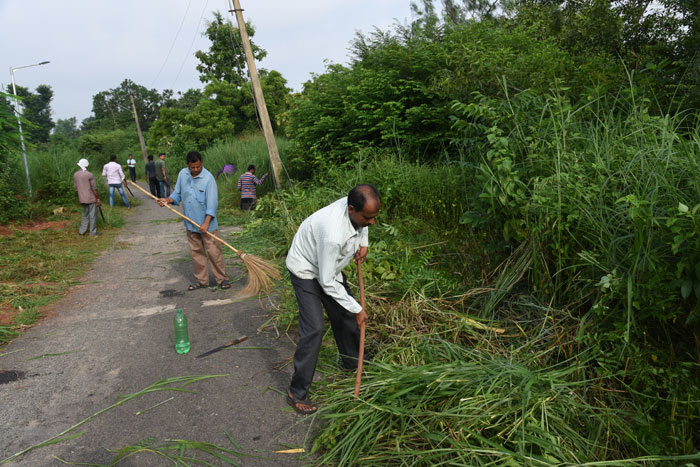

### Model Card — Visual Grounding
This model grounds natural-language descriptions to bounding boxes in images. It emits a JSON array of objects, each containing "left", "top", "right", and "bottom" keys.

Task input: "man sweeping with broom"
[
  {"left": 156, "top": 151, "right": 231, "bottom": 290},
  {"left": 285, "top": 184, "right": 380, "bottom": 414}
]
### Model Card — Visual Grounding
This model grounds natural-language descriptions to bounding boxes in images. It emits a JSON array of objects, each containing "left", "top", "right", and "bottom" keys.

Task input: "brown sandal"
[
  {"left": 187, "top": 282, "right": 206, "bottom": 291},
  {"left": 286, "top": 392, "right": 318, "bottom": 415}
]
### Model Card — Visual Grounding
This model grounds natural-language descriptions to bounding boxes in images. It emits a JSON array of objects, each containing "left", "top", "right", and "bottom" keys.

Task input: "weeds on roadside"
[{"left": 0, "top": 213, "right": 119, "bottom": 345}]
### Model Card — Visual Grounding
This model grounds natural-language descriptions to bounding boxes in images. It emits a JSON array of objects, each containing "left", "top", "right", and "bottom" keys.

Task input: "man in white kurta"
[{"left": 285, "top": 184, "right": 380, "bottom": 414}]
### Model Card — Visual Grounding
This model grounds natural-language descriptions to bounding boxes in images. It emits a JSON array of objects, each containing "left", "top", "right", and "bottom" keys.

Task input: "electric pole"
[
  {"left": 129, "top": 92, "right": 149, "bottom": 163},
  {"left": 229, "top": 0, "right": 283, "bottom": 187}
]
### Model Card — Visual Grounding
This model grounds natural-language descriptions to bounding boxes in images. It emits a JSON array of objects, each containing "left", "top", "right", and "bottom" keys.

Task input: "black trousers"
[
  {"left": 289, "top": 271, "right": 361, "bottom": 400},
  {"left": 148, "top": 176, "right": 161, "bottom": 198},
  {"left": 128, "top": 167, "right": 136, "bottom": 182},
  {"left": 240, "top": 198, "right": 256, "bottom": 211}
]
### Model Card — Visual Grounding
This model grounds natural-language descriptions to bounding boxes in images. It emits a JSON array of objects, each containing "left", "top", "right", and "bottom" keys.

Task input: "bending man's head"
[{"left": 347, "top": 184, "right": 381, "bottom": 229}]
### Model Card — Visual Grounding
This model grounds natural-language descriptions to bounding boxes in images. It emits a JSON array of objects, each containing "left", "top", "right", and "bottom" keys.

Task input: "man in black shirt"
[{"left": 145, "top": 155, "right": 161, "bottom": 197}]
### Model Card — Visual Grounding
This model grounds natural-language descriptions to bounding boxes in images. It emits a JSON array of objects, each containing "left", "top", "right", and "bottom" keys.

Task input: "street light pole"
[{"left": 9, "top": 60, "right": 50, "bottom": 198}]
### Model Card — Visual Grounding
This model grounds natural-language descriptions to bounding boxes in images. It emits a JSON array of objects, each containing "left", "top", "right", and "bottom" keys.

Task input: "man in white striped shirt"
[{"left": 285, "top": 184, "right": 380, "bottom": 414}]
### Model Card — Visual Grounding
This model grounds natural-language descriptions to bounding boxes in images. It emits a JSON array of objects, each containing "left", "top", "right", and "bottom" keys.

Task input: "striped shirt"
[
  {"left": 286, "top": 197, "right": 369, "bottom": 314},
  {"left": 237, "top": 171, "right": 267, "bottom": 199}
]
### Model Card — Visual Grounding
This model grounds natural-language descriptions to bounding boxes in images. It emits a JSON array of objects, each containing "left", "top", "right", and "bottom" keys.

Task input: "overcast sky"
[{"left": 0, "top": 0, "right": 415, "bottom": 123}]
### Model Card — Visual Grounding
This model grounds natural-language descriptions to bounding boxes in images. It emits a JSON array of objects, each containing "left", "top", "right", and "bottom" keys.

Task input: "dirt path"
[{"left": 0, "top": 184, "right": 308, "bottom": 466}]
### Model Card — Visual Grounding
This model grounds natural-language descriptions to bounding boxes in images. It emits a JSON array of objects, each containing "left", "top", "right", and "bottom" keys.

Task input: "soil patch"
[{"left": 0, "top": 220, "right": 71, "bottom": 236}]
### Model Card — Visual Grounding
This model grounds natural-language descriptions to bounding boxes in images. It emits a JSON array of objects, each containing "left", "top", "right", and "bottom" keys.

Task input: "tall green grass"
[{"left": 230, "top": 86, "right": 700, "bottom": 462}]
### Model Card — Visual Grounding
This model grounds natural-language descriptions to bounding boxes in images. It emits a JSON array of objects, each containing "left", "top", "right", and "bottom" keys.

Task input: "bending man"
[
  {"left": 157, "top": 151, "right": 231, "bottom": 290},
  {"left": 285, "top": 184, "right": 380, "bottom": 414}
]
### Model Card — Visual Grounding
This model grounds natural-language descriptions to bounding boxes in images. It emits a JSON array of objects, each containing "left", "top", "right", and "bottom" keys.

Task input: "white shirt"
[
  {"left": 127, "top": 157, "right": 136, "bottom": 168},
  {"left": 102, "top": 161, "right": 126, "bottom": 185},
  {"left": 286, "top": 197, "right": 369, "bottom": 314}
]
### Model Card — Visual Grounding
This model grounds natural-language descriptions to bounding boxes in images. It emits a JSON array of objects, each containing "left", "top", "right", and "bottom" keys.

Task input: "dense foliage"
[
  {"left": 3, "top": 84, "right": 55, "bottom": 144},
  {"left": 270, "top": 1, "right": 700, "bottom": 462}
]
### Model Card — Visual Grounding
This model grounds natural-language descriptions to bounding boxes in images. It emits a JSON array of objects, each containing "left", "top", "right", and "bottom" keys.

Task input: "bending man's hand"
[
  {"left": 354, "top": 246, "right": 368, "bottom": 265},
  {"left": 157, "top": 197, "right": 173, "bottom": 207},
  {"left": 355, "top": 309, "right": 368, "bottom": 328}
]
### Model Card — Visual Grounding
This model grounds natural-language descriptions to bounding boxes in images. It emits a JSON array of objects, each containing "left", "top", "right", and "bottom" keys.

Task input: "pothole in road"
[
  {"left": 160, "top": 289, "right": 184, "bottom": 298},
  {"left": 0, "top": 370, "right": 25, "bottom": 384}
]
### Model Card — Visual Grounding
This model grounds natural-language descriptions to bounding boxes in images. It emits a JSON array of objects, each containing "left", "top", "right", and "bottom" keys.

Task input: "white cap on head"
[{"left": 77, "top": 158, "right": 89, "bottom": 169}]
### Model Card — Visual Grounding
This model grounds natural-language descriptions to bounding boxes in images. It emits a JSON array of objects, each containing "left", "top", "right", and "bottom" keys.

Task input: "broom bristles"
[{"left": 236, "top": 253, "right": 282, "bottom": 297}]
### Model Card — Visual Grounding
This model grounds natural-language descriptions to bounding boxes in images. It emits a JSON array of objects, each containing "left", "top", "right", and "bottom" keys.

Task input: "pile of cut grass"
[{"left": 313, "top": 341, "right": 632, "bottom": 465}]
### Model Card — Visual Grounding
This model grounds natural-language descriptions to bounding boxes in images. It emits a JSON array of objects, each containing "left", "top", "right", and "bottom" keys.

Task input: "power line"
[
  {"left": 226, "top": 0, "right": 262, "bottom": 133},
  {"left": 151, "top": 0, "right": 194, "bottom": 88},
  {"left": 171, "top": 0, "right": 210, "bottom": 89}
]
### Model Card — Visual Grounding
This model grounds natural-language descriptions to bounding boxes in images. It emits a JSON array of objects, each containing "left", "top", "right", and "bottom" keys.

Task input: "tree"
[
  {"left": 53, "top": 117, "right": 79, "bottom": 139},
  {"left": 147, "top": 12, "right": 290, "bottom": 155},
  {"left": 0, "top": 91, "right": 21, "bottom": 163},
  {"left": 195, "top": 11, "right": 266, "bottom": 85},
  {"left": 6, "top": 84, "right": 55, "bottom": 144},
  {"left": 89, "top": 79, "right": 169, "bottom": 132}
]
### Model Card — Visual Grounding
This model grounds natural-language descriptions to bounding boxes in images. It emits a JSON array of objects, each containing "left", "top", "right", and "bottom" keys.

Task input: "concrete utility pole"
[
  {"left": 228, "top": 0, "right": 283, "bottom": 187},
  {"left": 129, "top": 92, "right": 149, "bottom": 163}
]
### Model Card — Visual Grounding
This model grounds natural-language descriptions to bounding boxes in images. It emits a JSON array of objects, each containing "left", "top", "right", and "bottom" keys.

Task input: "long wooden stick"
[
  {"left": 354, "top": 262, "right": 367, "bottom": 398},
  {"left": 127, "top": 180, "right": 243, "bottom": 256}
]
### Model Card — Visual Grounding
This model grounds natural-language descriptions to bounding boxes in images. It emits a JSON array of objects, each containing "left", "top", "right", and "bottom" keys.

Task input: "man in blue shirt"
[{"left": 157, "top": 151, "right": 231, "bottom": 290}]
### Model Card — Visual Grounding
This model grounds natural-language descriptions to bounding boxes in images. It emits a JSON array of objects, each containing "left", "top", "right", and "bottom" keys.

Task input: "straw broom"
[
  {"left": 354, "top": 262, "right": 367, "bottom": 398},
  {"left": 127, "top": 180, "right": 280, "bottom": 296}
]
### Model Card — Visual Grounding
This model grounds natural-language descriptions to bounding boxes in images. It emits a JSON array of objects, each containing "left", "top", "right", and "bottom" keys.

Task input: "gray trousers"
[
  {"left": 289, "top": 271, "right": 361, "bottom": 400},
  {"left": 79, "top": 203, "right": 97, "bottom": 236}
]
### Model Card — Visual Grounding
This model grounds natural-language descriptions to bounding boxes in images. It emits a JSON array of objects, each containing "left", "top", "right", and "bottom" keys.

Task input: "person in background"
[
  {"left": 126, "top": 154, "right": 137, "bottom": 182},
  {"left": 156, "top": 152, "right": 170, "bottom": 197},
  {"left": 145, "top": 155, "right": 160, "bottom": 198},
  {"left": 73, "top": 158, "right": 101, "bottom": 236},
  {"left": 157, "top": 151, "right": 231, "bottom": 290},
  {"left": 236, "top": 164, "right": 268, "bottom": 210},
  {"left": 215, "top": 162, "right": 237, "bottom": 180},
  {"left": 102, "top": 155, "right": 131, "bottom": 209},
  {"left": 284, "top": 184, "right": 380, "bottom": 414}
]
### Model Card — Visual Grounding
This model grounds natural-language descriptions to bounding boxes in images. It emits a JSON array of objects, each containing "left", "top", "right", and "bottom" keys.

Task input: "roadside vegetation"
[
  {"left": 1, "top": 0, "right": 698, "bottom": 464},
  {"left": 0, "top": 210, "right": 125, "bottom": 347}
]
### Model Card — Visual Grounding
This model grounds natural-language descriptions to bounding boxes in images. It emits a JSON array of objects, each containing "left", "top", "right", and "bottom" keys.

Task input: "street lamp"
[{"left": 9, "top": 60, "right": 50, "bottom": 198}]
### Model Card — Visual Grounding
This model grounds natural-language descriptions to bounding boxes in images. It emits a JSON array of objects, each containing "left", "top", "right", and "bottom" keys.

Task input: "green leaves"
[{"left": 194, "top": 12, "right": 266, "bottom": 86}]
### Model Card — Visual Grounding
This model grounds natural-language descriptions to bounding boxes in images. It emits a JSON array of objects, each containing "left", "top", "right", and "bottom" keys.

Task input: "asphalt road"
[{"left": 0, "top": 183, "right": 310, "bottom": 466}]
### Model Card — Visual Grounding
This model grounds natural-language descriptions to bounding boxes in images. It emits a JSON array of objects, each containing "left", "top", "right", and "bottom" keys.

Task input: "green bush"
[{"left": 0, "top": 161, "right": 30, "bottom": 223}]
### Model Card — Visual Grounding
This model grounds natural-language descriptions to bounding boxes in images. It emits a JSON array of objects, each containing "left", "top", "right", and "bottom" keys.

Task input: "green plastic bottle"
[{"left": 173, "top": 309, "right": 190, "bottom": 354}]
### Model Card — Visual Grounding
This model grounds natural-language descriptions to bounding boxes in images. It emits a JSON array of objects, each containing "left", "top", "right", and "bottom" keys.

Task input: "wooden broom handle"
[
  {"left": 127, "top": 180, "right": 243, "bottom": 256},
  {"left": 354, "top": 262, "right": 366, "bottom": 398}
]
